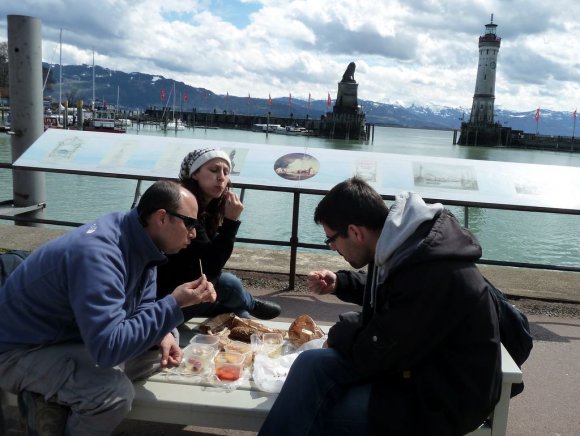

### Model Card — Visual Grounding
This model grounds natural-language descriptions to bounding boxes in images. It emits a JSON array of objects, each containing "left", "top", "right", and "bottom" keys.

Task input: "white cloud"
[{"left": 1, "top": 0, "right": 579, "bottom": 111}]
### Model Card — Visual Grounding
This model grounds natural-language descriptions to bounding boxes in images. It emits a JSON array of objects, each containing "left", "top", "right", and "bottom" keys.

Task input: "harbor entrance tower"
[
  {"left": 458, "top": 15, "right": 511, "bottom": 146},
  {"left": 470, "top": 15, "right": 501, "bottom": 124}
]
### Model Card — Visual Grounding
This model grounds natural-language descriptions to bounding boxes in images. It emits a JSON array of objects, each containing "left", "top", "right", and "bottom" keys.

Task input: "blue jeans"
[
  {"left": 181, "top": 272, "right": 255, "bottom": 320},
  {"left": 259, "top": 348, "right": 371, "bottom": 436}
]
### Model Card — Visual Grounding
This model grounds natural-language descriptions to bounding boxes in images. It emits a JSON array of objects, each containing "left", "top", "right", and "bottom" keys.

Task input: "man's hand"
[
  {"left": 171, "top": 275, "right": 217, "bottom": 308},
  {"left": 159, "top": 332, "right": 182, "bottom": 368},
  {"left": 327, "top": 311, "right": 361, "bottom": 357},
  {"left": 307, "top": 270, "right": 337, "bottom": 295}
]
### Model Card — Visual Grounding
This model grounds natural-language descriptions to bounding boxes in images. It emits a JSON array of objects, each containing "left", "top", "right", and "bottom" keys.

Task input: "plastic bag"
[
  {"left": 252, "top": 353, "right": 298, "bottom": 393},
  {"left": 252, "top": 335, "right": 328, "bottom": 393}
]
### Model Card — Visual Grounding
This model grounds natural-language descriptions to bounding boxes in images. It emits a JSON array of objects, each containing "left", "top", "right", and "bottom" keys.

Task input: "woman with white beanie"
[{"left": 156, "top": 148, "right": 282, "bottom": 321}]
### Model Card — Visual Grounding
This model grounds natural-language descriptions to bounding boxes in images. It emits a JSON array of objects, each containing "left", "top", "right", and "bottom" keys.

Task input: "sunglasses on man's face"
[{"left": 166, "top": 210, "right": 198, "bottom": 231}]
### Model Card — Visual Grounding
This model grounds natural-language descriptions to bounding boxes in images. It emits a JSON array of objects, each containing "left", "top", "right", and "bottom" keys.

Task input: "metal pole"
[
  {"left": 77, "top": 100, "right": 83, "bottom": 130},
  {"left": 288, "top": 192, "right": 300, "bottom": 290},
  {"left": 8, "top": 15, "right": 46, "bottom": 226}
]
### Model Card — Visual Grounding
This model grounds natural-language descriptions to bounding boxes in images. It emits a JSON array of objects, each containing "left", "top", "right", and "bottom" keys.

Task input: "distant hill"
[{"left": 42, "top": 63, "right": 578, "bottom": 137}]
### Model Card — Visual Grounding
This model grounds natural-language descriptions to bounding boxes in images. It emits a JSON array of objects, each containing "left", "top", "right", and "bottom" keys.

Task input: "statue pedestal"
[{"left": 334, "top": 82, "right": 359, "bottom": 114}]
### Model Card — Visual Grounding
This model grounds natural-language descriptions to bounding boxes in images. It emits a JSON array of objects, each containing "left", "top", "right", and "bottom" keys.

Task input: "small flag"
[
  {"left": 574, "top": 109, "right": 577, "bottom": 120},
  {"left": 268, "top": 93, "right": 272, "bottom": 106},
  {"left": 160, "top": 88, "right": 166, "bottom": 101},
  {"left": 327, "top": 92, "right": 332, "bottom": 108},
  {"left": 289, "top": 93, "right": 292, "bottom": 107},
  {"left": 535, "top": 108, "right": 540, "bottom": 122},
  {"left": 183, "top": 92, "right": 188, "bottom": 103}
]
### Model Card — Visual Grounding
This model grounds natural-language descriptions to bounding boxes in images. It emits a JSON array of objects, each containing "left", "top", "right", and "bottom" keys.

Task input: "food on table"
[
  {"left": 199, "top": 313, "right": 285, "bottom": 343},
  {"left": 214, "top": 351, "right": 244, "bottom": 382},
  {"left": 288, "top": 314, "right": 325, "bottom": 346},
  {"left": 225, "top": 340, "right": 253, "bottom": 367},
  {"left": 183, "top": 344, "right": 217, "bottom": 374}
]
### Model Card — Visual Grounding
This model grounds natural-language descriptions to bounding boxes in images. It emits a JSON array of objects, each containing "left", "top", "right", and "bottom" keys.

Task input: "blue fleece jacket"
[{"left": 0, "top": 209, "right": 184, "bottom": 368}]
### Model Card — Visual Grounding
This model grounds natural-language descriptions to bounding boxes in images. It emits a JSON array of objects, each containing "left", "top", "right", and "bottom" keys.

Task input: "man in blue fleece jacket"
[{"left": 0, "top": 180, "right": 216, "bottom": 435}]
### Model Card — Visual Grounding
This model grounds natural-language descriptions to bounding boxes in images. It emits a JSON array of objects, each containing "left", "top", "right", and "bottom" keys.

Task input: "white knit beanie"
[{"left": 179, "top": 148, "right": 232, "bottom": 179}]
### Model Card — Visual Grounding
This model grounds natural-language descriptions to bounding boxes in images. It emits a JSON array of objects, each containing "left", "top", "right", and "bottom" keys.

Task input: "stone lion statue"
[{"left": 341, "top": 62, "right": 356, "bottom": 83}]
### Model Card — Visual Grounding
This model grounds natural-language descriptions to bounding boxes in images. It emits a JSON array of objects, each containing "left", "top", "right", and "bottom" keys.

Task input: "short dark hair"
[
  {"left": 136, "top": 180, "right": 183, "bottom": 225},
  {"left": 314, "top": 177, "right": 388, "bottom": 234}
]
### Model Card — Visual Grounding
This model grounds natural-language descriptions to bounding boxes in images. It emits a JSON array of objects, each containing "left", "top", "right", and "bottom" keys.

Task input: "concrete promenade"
[{"left": 1, "top": 223, "right": 579, "bottom": 435}]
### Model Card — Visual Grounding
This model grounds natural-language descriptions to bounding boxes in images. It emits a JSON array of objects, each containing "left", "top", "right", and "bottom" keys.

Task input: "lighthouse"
[
  {"left": 469, "top": 15, "right": 501, "bottom": 124},
  {"left": 457, "top": 15, "right": 507, "bottom": 147}
]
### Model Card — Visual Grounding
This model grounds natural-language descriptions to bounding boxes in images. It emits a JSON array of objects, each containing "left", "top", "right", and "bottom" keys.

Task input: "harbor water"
[{"left": 1, "top": 125, "right": 579, "bottom": 268}]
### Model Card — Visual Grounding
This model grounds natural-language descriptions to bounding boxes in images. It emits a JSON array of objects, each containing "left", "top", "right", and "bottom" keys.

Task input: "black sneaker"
[
  {"left": 249, "top": 299, "right": 281, "bottom": 320},
  {"left": 17, "top": 390, "right": 68, "bottom": 436}
]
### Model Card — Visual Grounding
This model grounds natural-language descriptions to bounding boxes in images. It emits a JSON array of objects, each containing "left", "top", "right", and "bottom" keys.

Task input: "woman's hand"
[{"left": 223, "top": 191, "right": 244, "bottom": 221}]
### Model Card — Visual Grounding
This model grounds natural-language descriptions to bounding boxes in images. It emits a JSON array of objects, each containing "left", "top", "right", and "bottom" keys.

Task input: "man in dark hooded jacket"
[{"left": 259, "top": 177, "right": 501, "bottom": 436}]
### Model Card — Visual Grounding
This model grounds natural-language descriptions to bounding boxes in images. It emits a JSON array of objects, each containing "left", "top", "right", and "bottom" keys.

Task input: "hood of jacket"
[{"left": 374, "top": 191, "right": 482, "bottom": 284}]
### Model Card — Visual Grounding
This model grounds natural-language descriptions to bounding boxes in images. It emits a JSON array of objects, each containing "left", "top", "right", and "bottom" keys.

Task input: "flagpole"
[{"left": 58, "top": 29, "right": 62, "bottom": 123}]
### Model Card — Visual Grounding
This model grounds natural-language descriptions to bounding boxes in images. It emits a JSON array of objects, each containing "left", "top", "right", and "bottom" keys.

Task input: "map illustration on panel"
[
  {"left": 47, "top": 136, "right": 83, "bottom": 161},
  {"left": 274, "top": 153, "right": 320, "bottom": 181},
  {"left": 413, "top": 162, "right": 479, "bottom": 190}
]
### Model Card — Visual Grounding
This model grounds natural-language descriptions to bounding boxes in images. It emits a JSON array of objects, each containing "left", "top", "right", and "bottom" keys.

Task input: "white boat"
[
  {"left": 163, "top": 118, "right": 186, "bottom": 131},
  {"left": 272, "top": 125, "right": 310, "bottom": 136},
  {"left": 84, "top": 109, "right": 127, "bottom": 133},
  {"left": 115, "top": 118, "right": 133, "bottom": 128},
  {"left": 44, "top": 114, "right": 64, "bottom": 130},
  {"left": 252, "top": 123, "right": 282, "bottom": 133},
  {"left": 161, "top": 83, "right": 186, "bottom": 131}
]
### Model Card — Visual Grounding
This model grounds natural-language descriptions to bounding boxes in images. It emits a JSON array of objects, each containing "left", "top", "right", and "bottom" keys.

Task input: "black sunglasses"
[
  {"left": 324, "top": 231, "right": 341, "bottom": 246},
  {"left": 166, "top": 210, "right": 198, "bottom": 231}
]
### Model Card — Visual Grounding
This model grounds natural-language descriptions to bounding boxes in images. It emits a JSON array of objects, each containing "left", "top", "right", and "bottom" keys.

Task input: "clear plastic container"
[
  {"left": 189, "top": 334, "right": 220, "bottom": 349},
  {"left": 260, "top": 332, "right": 284, "bottom": 358},
  {"left": 182, "top": 343, "right": 218, "bottom": 375},
  {"left": 214, "top": 351, "right": 244, "bottom": 382},
  {"left": 225, "top": 340, "right": 253, "bottom": 368}
]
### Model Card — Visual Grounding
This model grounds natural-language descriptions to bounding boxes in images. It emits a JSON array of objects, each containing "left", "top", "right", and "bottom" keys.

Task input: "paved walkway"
[{"left": 1, "top": 224, "right": 579, "bottom": 435}]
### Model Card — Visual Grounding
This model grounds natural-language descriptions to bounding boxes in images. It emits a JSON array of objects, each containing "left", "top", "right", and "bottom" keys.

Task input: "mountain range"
[{"left": 43, "top": 64, "right": 578, "bottom": 137}]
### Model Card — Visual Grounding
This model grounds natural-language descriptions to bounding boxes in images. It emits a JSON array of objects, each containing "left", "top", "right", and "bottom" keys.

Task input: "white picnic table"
[{"left": 1, "top": 318, "right": 521, "bottom": 435}]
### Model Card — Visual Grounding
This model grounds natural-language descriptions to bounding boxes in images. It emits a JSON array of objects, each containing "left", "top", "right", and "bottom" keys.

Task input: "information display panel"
[{"left": 13, "top": 129, "right": 580, "bottom": 213}]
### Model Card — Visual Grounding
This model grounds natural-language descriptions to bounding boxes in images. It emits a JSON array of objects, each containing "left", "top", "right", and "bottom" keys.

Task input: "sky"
[{"left": 1, "top": 0, "right": 579, "bottom": 113}]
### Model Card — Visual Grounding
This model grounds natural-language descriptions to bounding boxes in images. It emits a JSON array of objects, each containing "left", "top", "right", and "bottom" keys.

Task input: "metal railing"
[{"left": 1, "top": 162, "right": 579, "bottom": 289}]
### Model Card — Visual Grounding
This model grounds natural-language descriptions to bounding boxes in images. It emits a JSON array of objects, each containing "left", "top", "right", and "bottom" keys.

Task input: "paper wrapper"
[{"left": 288, "top": 314, "right": 325, "bottom": 347}]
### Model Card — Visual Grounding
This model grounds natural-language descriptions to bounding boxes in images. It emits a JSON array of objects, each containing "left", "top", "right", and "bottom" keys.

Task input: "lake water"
[{"left": 1, "top": 125, "right": 579, "bottom": 268}]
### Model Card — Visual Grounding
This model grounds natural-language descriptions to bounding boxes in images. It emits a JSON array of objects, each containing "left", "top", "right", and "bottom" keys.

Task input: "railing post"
[
  {"left": 8, "top": 15, "right": 46, "bottom": 226},
  {"left": 288, "top": 192, "right": 300, "bottom": 289}
]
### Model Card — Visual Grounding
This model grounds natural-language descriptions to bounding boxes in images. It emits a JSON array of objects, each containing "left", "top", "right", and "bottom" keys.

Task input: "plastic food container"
[
  {"left": 214, "top": 351, "right": 244, "bottom": 382},
  {"left": 189, "top": 334, "right": 220, "bottom": 349},
  {"left": 261, "top": 332, "right": 284, "bottom": 358},
  {"left": 182, "top": 343, "right": 217, "bottom": 375},
  {"left": 225, "top": 340, "right": 253, "bottom": 368}
]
